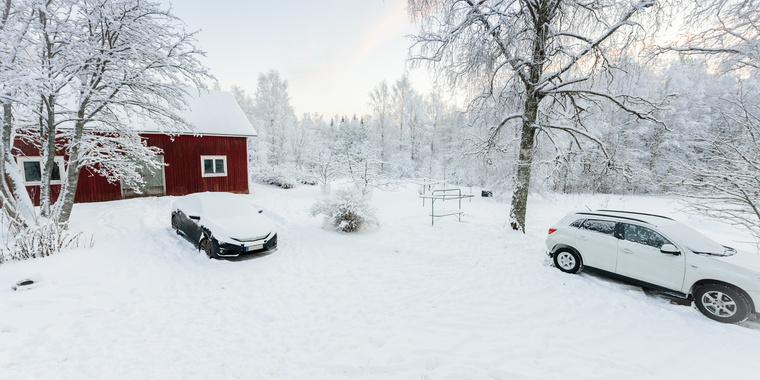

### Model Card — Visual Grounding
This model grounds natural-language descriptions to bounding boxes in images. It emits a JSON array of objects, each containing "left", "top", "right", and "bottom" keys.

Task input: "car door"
[
  {"left": 574, "top": 219, "right": 619, "bottom": 272},
  {"left": 616, "top": 223, "right": 685, "bottom": 291},
  {"left": 179, "top": 202, "right": 204, "bottom": 244},
  {"left": 185, "top": 213, "right": 203, "bottom": 244}
]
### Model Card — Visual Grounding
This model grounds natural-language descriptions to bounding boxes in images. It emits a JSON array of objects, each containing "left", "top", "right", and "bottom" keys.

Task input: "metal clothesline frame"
[{"left": 419, "top": 188, "right": 474, "bottom": 226}]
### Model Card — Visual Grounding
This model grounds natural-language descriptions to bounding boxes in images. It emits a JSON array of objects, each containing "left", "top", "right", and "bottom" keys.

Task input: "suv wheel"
[
  {"left": 553, "top": 249, "right": 582, "bottom": 274},
  {"left": 694, "top": 283, "right": 751, "bottom": 324}
]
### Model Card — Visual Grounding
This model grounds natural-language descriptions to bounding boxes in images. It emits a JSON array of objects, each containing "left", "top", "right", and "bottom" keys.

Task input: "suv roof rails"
[
  {"left": 596, "top": 209, "right": 675, "bottom": 221},
  {"left": 575, "top": 212, "right": 653, "bottom": 225}
]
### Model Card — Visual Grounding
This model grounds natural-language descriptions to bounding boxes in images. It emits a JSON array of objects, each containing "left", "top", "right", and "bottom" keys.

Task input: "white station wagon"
[{"left": 546, "top": 210, "right": 760, "bottom": 323}]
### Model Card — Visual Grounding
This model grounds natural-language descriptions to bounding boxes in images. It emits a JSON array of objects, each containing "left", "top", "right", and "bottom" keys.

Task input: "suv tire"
[
  {"left": 693, "top": 283, "right": 751, "bottom": 324},
  {"left": 554, "top": 249, "right": 582, "bottom": 274}
]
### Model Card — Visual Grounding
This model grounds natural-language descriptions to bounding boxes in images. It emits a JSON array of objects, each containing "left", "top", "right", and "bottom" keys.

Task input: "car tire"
[
  {"left": 200, "top": 237, "right": 217, "bottom": 259},
  {"left": 553, "top": 249, "right": 582, "bottom": 274},
  {"left": 693, "top": 283, "right": 751, "bottom": 324}
]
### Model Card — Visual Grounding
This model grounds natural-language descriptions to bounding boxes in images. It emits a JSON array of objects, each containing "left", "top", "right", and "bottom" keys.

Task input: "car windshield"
[{"left": 661, "top": 223, "right": 735, "bottom": 256}]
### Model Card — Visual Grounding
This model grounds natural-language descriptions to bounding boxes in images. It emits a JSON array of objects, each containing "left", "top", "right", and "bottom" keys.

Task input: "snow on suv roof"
[
  {"left": 568, "top": 209, "right": 732, "bottom": 257},
  {"left": 574, "top": 210, "right": 676, "bottom": 227}
]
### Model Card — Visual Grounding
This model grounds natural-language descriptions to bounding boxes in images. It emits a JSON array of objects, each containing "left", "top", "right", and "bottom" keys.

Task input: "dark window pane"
[
  {"left": 23, "top": 161, "right": 41, "bottom": 182},
  {"left": 204, "top": 159, "right": 214, "bottom": 174},
  {"left": 581, "top": 219, "right": 616, "bottom": 236},
  {"left": 51, "top": 162, "right": 61, "bottom": 181},
  {"left": 570, "top": 219, "right": 585, "bottom": 228},
  {"left": 215, "top": 159, "right": 224, "bottom": 174},
  {"left": 623, "top": 224, "right": 671, "bottom": 248}
]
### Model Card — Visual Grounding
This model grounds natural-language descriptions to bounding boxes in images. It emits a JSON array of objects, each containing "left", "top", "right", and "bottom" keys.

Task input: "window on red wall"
[
  {"left": 17, "top": 156, "right": 65, "bottom": 185},
  {"left": 200, "top": 155, "right": 227, "bottom": 177}
]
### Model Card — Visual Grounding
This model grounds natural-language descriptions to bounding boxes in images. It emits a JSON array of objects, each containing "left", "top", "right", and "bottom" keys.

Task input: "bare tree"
[{"left": 407, "top": 0, "right": 658, "bottom": 231}]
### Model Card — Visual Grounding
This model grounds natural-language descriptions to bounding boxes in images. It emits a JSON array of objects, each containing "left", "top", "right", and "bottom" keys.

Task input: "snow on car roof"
[{"left": 178, "top": 192, "right": 254, "bottom": 215}]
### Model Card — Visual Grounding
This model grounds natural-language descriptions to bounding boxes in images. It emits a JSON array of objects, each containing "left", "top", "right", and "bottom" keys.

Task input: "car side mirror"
[
  {"left": 189, "top": 215, "right": 200, "bottom": 220},
  {"left": 660, "top": 244, "right": 680, "bottom": 255}
]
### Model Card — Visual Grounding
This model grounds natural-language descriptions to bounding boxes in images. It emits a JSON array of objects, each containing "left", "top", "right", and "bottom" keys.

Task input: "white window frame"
[
  {"left": 16, "top": 156, "right": 65, "bottom": 185},
  {"left": 200, "top": 155, "right": 228, "bottom": 177}
]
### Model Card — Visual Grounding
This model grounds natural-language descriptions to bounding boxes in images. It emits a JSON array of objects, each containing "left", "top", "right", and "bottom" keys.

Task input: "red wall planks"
[
  {"left": 13, "top": 133, "right": 249, "bottom": 205},
  {"left": 142, "top": 134, "right": 249, "bottom": 196}
]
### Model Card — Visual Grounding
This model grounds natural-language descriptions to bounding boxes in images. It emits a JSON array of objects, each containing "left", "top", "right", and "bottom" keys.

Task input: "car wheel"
[
  {"left": 553, "top": 249, "right": 582, "bottom": 274},
  {"left": 200, "top": 238, "right": 217, "bottom": 259},
  {"left": 694, "top": 283, "right": 751, "bottom": 323}
]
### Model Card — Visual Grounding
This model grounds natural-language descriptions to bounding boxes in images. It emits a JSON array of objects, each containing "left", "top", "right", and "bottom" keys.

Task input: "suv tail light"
[{"left": 548, "top": 228, "right": 557, "bottom": 234}]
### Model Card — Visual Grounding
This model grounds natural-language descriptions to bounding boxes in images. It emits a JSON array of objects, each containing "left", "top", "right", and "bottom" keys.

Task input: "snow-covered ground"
[{"left": 1, "top": 182, "right": 759, "bottom": 379}]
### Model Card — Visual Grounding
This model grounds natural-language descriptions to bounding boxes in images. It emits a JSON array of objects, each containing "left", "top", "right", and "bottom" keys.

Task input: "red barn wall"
[
  {"left": 141, "top": 134, "right": 249, "bottom": 196},
  {"left": 13, "top": 133, "right": 249, "bottom": 205}
]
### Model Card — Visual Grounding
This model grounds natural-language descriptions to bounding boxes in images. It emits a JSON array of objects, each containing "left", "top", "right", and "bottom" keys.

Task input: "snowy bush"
[
  {"left": 310, "top": 189, "right": 379, "bottom": 232},
  {"left": 297, "top": 175, "right": 318, "bottom": 186},
  {"left": 251, "top": 169, "right": 297, "bottom": 189},
  {"left": 1, "top": 219, "right": 93, "bottom": 263}
]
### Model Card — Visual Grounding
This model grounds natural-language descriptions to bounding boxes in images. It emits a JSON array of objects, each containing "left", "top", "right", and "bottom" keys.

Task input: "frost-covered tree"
[
  {"left": 291, "top": 112, "right": 323, "bottom": 169},
  {"left": 665, "top": 0, "right": 759, "bottom": 72},
  {"left": 679, "top": 84, "right": 760, "bottom": 240},
  {"left": 421, "top": 90, "right": 458, "bottom": 179},
  {"left": 662, "top": 0, "right": 760, "bottom": 241},
  {"left": 391, "top": 74, "right": 425, "bottom": 177},
  {"left": 230, "top": 85, "right": 259, "bottom": 172},
  {"left": 368, "top": 80, "right": 391, "bottom": 170},
  {"left": 0, "top": 0, "right": 209, "bottom": 251},
  {"left": 253, "top": 70, "right": 296, "bottom": 167},
  {"left": 231, "top": 85, "right": 255, "bottom": 123},
  {"left": 1, "top": 0, "right": 38, "bottom": 227},
  {"left": 408, "top": 0, "right": 658, "bottom": 232}
]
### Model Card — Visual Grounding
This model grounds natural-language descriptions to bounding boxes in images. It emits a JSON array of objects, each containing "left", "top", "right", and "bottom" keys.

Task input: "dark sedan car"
[{"left": 171, "top": 192, "right": 277, "bottom": 258}]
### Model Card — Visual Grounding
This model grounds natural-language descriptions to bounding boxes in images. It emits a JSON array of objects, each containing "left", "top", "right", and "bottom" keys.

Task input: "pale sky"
[{"left": 163, "top": 0, "right": 432, "bottom": 118}]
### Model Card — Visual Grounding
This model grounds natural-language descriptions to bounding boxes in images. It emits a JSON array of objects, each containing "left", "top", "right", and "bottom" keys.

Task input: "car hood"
[
  {"left": 709, "top": 250, "right": 760, "bottom": 273},
  {"left": 201, "top": 213, "right": 274, "bottom": 243}
]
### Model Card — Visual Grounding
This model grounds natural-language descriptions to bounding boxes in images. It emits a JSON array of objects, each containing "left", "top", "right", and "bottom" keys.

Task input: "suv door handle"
[
  {"left": 621, "top": 248, "right": 634, "bottom": 254},
  {"left": 578, "top": 235, "right": 588, "bottom": 241}
]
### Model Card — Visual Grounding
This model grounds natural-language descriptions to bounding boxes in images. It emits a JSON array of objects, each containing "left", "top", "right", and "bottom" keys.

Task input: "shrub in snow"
[
  {"left": 251, "top": 168, "right": 297, "bottom": 189},
  {"left": 298, "top": 177, "right": 318, "bottom": 186},
  {"left": 0, "top": 218, "right": 93, "bottom": 263},
  {"left": 310, "top": 189, "right": 379, "bottom": 233}
]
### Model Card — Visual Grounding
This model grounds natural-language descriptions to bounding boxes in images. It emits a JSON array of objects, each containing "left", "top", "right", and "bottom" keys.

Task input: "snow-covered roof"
[{"left": 136, "top": 89, "right": 257, "bottom": 137}]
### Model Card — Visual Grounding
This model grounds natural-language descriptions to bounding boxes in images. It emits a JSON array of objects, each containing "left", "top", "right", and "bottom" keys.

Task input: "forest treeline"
[{"left": 235, "top": 0, "right": 758, "bottom": 237}]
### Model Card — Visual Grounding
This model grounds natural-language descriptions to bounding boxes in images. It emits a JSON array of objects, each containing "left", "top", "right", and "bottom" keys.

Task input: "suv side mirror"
[{"left": 660, "top": 244, "right": 680, "bottom": 255}]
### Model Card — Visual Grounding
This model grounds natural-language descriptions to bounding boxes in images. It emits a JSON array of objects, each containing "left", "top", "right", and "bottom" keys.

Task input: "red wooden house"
[{"left": 14, "top": 89, "right": 257, "bottom": 205}]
